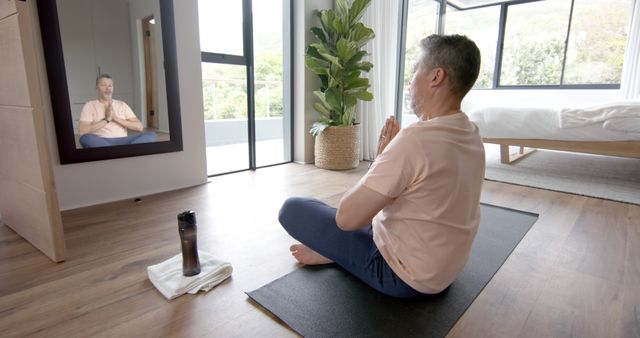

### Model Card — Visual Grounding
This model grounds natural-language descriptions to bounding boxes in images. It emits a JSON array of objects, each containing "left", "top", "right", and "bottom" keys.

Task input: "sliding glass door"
[{"left": 199, "top": 0, "right": 292, "bottom": 176}]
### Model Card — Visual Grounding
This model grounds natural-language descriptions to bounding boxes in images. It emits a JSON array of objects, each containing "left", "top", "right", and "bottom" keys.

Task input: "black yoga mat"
[{"left": 247, "top": 204, "right": 538, "bottom": 338}]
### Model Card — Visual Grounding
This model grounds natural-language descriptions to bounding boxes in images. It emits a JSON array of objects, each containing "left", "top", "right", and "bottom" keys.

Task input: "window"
[
  {"left": 563, "top": 0, "right": 632, "bottom": 85},
  {"left": 396, "top": 0, "right": 634, "bottom": 97},
  {"left": 445, "top": 4, "right": 500, "bottom": 88},
  {"left": 500, "top": 0, "right": 571, "bottom": 86},
  {"left": 199, "top": 0, "right": 292, "bottom": 176},
  {"left": 399, "top": 0, "right": 439, "bottom": 126}
]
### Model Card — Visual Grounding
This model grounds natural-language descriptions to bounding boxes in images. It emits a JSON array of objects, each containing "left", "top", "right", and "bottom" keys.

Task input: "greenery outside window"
[
  {"left": 500, "top": 0, "right": 571, "bottom": 86},
  {"left": 563, "top": 0, "right": 632, "bottom": 85}
]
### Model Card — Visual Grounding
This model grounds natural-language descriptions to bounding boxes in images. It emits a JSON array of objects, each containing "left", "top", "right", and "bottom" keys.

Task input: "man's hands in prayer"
[
  {"left": 104, "top": 100, "right": 113, "bottom": 122},
  {"left": 376, "top": 116, "right": 400, "bottom": 156}
]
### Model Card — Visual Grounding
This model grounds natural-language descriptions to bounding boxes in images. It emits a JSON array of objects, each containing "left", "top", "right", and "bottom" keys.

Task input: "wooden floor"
[{"left": 1, "top": 162, "right": 639, "bottom": 337}]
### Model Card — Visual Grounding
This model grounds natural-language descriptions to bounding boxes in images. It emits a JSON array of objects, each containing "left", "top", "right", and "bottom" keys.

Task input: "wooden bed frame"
[{"left": 483, "top": 138, "right": 640, "bottom": 164}]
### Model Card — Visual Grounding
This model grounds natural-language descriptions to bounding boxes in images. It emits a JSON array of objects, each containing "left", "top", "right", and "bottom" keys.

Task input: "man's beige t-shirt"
[
  {"left": 79, "top": 99, "right": 136, "bottom": 138},
  {"left": 361, "top": 112, "right": 485, "bottom": 294}
]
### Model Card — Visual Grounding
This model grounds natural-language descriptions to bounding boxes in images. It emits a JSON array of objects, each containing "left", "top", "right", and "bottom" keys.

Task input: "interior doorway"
[{"left": 142, "top": 15, "right": 159, "bottom": 130}]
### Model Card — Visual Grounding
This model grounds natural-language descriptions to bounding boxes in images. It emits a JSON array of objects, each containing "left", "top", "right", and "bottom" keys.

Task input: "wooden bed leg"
[
  {"left": 499, "top": 145, "right": 536, "bottom": 164},
  {"left": 499, "top": 145, "right": 510, "bottom": 164}
]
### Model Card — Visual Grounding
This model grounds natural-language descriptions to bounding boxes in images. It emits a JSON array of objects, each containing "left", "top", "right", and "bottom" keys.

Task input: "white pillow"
[{"left": 603, "top": 117, "right": 640, "bottom": 133}]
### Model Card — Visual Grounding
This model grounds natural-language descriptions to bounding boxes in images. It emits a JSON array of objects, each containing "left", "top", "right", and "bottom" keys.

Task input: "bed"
[{"left": 468, "top": 102, "right": 640, "bottom": 164}]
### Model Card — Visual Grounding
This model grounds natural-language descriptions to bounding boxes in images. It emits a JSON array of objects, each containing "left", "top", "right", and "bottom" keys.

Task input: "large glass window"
[
  {"left": 563, "top": 0, "right": 632, "bottom": 85},
  {"left": 445, "top": 5, "right": 500, "bottom": 88},
  {"left": 500, "top": 0, "right": 571, "bottom": 86},
  {"left": 199, "top": 0, "right": 291, "bottom": 176},
  {"left": 198, "top": 0, "right": 244, "bottom": 55},
  {"left": 202, "top": 63, "right": 249, "bottom": 174},
  {"left": 253, "top": 0, "right": 288, "bottom": 167},
  {"left": 396, "top": 0, "right": 634, "bottom": 101},
  {"left": 400, "top": 0, "right": 439, "bottom": 126}
]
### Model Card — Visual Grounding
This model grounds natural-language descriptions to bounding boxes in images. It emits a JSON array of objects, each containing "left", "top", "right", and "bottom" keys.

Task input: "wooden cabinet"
[{"left": 0, "top": 1, "right": 65, "bottom": 262}]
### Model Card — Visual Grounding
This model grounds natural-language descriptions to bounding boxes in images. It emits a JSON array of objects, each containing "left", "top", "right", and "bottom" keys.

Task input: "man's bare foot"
[{"left": 289, "top": 244, "right": 334, "bottom": 265}]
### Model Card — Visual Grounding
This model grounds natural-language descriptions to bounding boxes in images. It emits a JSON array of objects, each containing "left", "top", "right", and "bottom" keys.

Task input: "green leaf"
[
  {"left": 345, "top": 70, "right": 360, "bottom": 82},
  {"left": 319, "top": 10, "right": 336, "bottom": 37},
  {"left": 345, "top": 51, "right": 367, "bottom": 70},
  {"left": 319, "top": 74, "right": 328, "bottom": 92},
  {"left": 313, "top": 101, "right": 332, "bottom": 117},
  {"left": 352, "top": 90, "right": 373, "bottom": 101},
  {"left": 344, "top": 77, "right": 369, "bottom": 90},
  {"left": 310, "top": 43, "right": 330, "bottom": 57},
  {"left": 350, "top": 23, "right": 375, "bottom": 47},
  {"left": 348, "top": 0, "right": 371, "bottom": 25},
  {"left": 336, "top": 38, "right": 357, "bottom": 62},
  {"left": 327, "top": 67, "right": 338, "bottom": 89},
  {"left": 305, "top": 57, "right": 328, "bottom": 75},
  {"left": 335, "top": 0, "right": 349, "bottom": 23},
  {"left": 357, "top": 61, "right": 373, "bottom": 72},
  {"left": 324, "top": 87, "right": 343, "bottom": 112},
  {"left": 342, "top": 106, "right": 356, "bottom": 125},
  {"left": 306, "top": 45, "right": 322, "bottom": 59},
  {"left": 331, "top": 16, "right": 343, "bottom": 36},
  {"left": 313, "top": 90, "right": 328, "bottom": 107},
  {"left": 312, "top": 43, "right": 341, "bottom": 67},
  {"left": 343, "top": 94, "right": 357, "bottom": 110},
  {"left": 310, "top": 27, "right": 327, "bottom": 44},
  {"left": 348, "top": 50, "right": 367, "bottom": 64},
  {"left": 318, "top": 51, "right": 342, "bottom": 68}
]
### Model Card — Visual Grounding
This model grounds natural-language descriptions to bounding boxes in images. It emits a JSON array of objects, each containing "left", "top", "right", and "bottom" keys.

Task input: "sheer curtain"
[
  {"left": 621, "top": 0, "right": 640, "bottom": 100},
  {"left": 357, "top": 0, "right": 400, "bottom": 161}
]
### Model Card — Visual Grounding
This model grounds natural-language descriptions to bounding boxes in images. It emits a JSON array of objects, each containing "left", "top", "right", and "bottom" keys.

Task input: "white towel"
[{"left": 147, "top": 251, "right": 233, "bottom": 300}]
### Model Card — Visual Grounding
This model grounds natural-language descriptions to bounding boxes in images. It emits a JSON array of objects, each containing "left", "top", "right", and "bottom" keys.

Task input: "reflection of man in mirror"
[{"left": 78, "top": 74, "right": 157, "bottom": 148}]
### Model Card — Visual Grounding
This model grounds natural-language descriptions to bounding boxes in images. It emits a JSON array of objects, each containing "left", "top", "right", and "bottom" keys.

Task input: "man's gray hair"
[
  {"left": 96, "top": 73, "right": 113, "bottom": 86},
  {"left": 419, "top": 34, "right": 481, "bottom": 98}
]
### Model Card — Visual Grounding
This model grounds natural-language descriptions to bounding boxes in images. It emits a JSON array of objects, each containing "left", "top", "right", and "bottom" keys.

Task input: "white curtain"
[
  {"left": 357, "top": 0, "right": 400, "bottom": 161},
  {"left": 621, "top": 0, "right": 640, "bottom": 100}
]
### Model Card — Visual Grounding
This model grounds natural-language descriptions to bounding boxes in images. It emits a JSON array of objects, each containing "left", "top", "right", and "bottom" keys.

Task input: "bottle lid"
[{"left": 177, "top": 210, "right": 196, "bottom": 224}]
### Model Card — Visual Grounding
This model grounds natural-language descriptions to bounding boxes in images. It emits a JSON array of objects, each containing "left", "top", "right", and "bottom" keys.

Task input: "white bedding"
[
  {"left": 468, "top": 105, "right": 640, "bottom": 141},
  {"left": 560, "top": 101, "right": 640, "bottom": 128}
]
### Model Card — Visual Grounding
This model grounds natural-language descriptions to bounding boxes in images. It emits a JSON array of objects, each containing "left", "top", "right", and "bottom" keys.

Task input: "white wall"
[
  {"left": 41, "top": 0, "right": 207, "bottom": 210},
  {"left": 57, "top": 0, "right": 135, "bottom": 132}
]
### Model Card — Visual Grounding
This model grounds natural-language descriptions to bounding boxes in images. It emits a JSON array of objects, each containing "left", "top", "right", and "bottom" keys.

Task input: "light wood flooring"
[{"left": 0, "top": 162, "right": 639, "bottom": 337}]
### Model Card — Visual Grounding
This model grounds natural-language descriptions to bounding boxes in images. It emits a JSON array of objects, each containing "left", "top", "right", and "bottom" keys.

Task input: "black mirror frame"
[{"left": 37, "top": 0, "right": 183, "bottom": 164}]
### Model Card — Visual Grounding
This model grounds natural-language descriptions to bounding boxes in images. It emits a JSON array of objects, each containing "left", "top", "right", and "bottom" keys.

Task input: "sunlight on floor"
[{"left": 206, "top": 139, "right": 286, "bottom": 175}]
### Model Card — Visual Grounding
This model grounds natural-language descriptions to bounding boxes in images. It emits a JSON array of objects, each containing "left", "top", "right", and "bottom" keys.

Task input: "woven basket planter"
[{"left": 314, "top": 124, "right": 361, "bottom": 170}]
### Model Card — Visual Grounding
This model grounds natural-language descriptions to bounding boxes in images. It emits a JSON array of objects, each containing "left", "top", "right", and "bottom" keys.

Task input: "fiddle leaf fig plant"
[{"left": 306, "top": 0, "right": 375, "bottom": 136}]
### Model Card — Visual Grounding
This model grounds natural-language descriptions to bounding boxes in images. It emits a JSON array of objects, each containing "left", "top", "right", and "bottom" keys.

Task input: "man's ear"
[{"left": 430, "top": 67, "right": 447, "bottom": 87}]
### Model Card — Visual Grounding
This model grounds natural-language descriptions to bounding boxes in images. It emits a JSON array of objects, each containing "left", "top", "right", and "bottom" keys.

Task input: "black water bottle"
[{"left": 178, "top": 210, "right": 201, "bottom": 276}]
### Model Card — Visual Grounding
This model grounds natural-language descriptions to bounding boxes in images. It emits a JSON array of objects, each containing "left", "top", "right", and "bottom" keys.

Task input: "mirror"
[{"left": 37, "top": 0, "right": 182, "bottom": 164}]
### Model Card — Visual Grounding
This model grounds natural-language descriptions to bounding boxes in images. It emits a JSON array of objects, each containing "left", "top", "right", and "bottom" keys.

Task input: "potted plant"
[{"left": 306, "top": 0, "right": 375, "bottom": 170}]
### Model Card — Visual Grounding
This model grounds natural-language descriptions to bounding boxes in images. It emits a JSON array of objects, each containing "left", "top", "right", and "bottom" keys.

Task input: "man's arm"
[
  {"left": 111, "top": 116, "right": 143, "bottom": 132},
  {"left": 335, "top": 183, "right": 392, "bottom": 231},
  {"left": 336, "top": 116, "right": 400, "bottom": 231},
  {"left": 109, "top": 101, "right": 144, "bottom": 132},
  {"left": 78, "top": 120, "right": 108, "bottom": 136}
]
